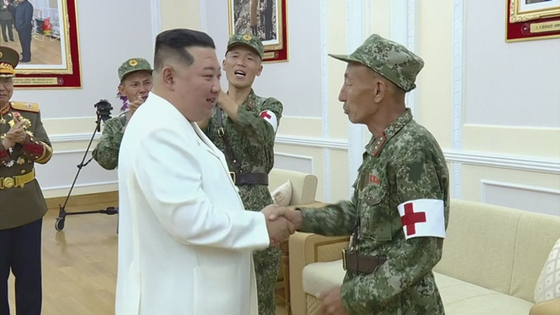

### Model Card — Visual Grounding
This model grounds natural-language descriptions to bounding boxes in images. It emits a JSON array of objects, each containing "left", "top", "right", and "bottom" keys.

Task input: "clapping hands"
[{"left": 2, "top": 116, "right": 27, "bottom": 149}]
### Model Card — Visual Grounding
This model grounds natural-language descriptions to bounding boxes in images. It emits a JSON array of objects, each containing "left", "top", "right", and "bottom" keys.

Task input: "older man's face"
[
  {"left": 0, "top": 77, "right": 14, "bottom": 106},
  {"left": 338, "top": 63, "right": 378, "bottom": 125}
]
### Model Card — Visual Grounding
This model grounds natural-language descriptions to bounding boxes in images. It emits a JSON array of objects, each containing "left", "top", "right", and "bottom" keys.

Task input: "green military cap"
[
  {"left": 0, "top": 47, "right": 19, "bottom": 78},
  {"left": 118, "top": 57, "right": 152, "bottom": 82},
  {"left": 329, "top": 34, "right": 424, "bottom": 92},
  {"left": 227, "top": 33, "right": 264, "bottom": 59}
]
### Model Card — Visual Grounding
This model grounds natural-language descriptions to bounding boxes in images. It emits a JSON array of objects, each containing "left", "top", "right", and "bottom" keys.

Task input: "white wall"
[
  {"left": 203, "top": 0, "right": 323, "bottom": 118},
  {"left": 37, "top": 0, "right": 560, "bottom": 217},
  {"left": 20, "top": 0, "right": 156, "bottom": 197},
  {"left": 464, "top": 0, "right": 560, "bottom": 128}
]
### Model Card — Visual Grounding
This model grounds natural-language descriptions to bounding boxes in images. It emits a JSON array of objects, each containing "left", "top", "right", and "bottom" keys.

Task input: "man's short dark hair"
[{"left": 153, "top": 29, "right": 216, "bottom": 71}]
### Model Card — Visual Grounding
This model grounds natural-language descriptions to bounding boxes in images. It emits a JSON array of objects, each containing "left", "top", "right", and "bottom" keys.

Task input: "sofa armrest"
[
  {"left": 530, "top": 299, "right": 560, "bottom": 315},
  {"left": 289, "top": 232, "right": 349, "bottom": 315}
]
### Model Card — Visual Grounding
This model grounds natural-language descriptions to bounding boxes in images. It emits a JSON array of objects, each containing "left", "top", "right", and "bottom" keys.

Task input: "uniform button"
[{"left": 21, "top": 170, "right": 26, "bottom": 174}]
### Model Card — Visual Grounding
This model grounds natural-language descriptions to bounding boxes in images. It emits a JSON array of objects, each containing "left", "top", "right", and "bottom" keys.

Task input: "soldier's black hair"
[{"left": 153, "top": 29, "right": 216, "bottom": 71}]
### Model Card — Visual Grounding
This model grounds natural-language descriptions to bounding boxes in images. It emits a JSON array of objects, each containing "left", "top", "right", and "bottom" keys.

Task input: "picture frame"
[
  {"left": 228, "top": 0, "right": 288, "bottom": 62},
  {"left": 11, "top": 0, "right": 81, "bottom": 88},
  {"left": 507, "top": 0, "right": 560, "bottom": 42}
]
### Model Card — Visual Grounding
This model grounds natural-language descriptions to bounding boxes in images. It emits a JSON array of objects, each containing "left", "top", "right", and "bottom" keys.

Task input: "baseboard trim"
[{"left": 45, "top": 191, "right": 118, "bottom": 211}]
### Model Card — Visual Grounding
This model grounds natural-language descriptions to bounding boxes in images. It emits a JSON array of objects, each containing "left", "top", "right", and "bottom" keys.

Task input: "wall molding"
[
  {"left": 42, "top": 180, "right": 117, "bottom": 192},
  {"left": 48, "top": 133, "right": 560, "bottom": 175},
  {"left": 276, "top": 135, "right": 560, "bottom": 174},
  {"left": 276, "top": 135, "right": 347, "bottom": 150},
  {"left": 274, "top": 152, "right": 314, "bottom": 174},
  {"left": 150, "top": 0, "right": 161, "bottom": 39},
  {"left": 199, "top": 0, "right": 207, "bottom": 31},
  {"left": 451, "top": 0, "right": 464, "bottom": 198},
  {"left": 50, "top": 133, "right": 100, "bottom": 144},
  {"left": 481, "top": 180, "right": 560, "bottom": 203},
  {"left": 445, "top": 150, "right": 560, "bottom": 174},
  {"left": 320, "top": 0, "right": 331, "bottom": 202},
  {"left": 347, "top": 0, "right": 367, "bottom": 198}
]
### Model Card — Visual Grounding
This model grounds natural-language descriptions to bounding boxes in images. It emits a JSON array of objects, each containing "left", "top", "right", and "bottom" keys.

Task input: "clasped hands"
[
  {"left": 2, "top": 116, "right": 27, "bottom": 149},
  {"left": 260, "top": 204, "right": 302, "bottom": 247}
]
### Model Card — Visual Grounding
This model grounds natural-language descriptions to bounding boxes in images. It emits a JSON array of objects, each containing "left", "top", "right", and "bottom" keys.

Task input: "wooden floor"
[{"left": 7, "top": 192, "right": 288, "bottom": 314}]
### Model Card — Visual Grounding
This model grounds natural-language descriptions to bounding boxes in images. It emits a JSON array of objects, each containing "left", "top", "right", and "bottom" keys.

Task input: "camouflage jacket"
[
  {"left": 0, "top": 101, "right": 53, "bottom": 230},
  {"left": 203, "top": 90, "right": 283, "bottom": 210},
  {"left": 92, "top": 113, "right": 128, "bottom": 170},
  {"left": 299, "top": 109, "right": 449, "bottom": 314}
]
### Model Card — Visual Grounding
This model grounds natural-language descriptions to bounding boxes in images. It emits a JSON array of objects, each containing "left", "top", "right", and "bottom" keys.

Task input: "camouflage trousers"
[
  {"left": 254, "top": 246, "right": 281, "bottom": 315},
  {"left": 238, "top": 185, "right": 281, "bottom": 315}
]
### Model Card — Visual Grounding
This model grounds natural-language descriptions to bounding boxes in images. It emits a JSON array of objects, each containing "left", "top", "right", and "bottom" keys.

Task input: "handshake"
[{"left": 260, "top": 204, "right": 303, "bottom": 247}]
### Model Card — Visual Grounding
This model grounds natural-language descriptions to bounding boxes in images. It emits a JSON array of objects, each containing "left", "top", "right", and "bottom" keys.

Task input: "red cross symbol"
[
  {"left": 401, "top": 203, "right": 426, "bottom": 236},
  {"left": 259, "top": 111, "right": 271, "bottom": 119}
]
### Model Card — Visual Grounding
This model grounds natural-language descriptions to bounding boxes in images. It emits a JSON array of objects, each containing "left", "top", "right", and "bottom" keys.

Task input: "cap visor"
[{"left": 328, "top": 54, "right": 363, "bottom": 64}]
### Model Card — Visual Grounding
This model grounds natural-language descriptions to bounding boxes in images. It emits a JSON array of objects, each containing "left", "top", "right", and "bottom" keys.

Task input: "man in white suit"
[{"left": 115, "top": 28, "right": 294, "bottom": 315}]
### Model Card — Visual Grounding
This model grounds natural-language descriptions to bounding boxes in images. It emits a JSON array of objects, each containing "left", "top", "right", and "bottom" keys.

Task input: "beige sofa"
[
  {"left": 268, "top": 168, "right": 319, "bottom": 312},
  {"left": 289, "top": 199, "right": 560, "bottom": 315}
]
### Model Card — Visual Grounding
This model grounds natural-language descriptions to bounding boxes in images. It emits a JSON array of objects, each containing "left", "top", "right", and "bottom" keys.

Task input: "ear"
[
  {"left": 161, "top": 66, "right": 175, "bottom": 90},
  {"left": 256, "top": 64, "right": 263, "bottom": 77},
  {"left": 373, "top": 79, "right": 387, "bottom": 103},
  {"left": 222, "top": 59, "right": 226, "bottom": 69},
  {"left": 118, "top": 84, "right": 126, "bottom": 96}
]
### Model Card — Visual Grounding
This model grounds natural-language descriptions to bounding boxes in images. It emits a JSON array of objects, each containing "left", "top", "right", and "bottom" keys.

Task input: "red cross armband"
[
  {"left": 397, "top": 199, "right": 446, "bottom": 240},
  {"left": 258, "top": 110, "right": 278, "bottom": 132}
]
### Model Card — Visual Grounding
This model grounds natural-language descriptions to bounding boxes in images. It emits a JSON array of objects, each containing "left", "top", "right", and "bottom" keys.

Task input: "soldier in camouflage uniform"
[
  {"left": 200, "top": 33, "right": 283, "bottom": 315},
  {"left": 272, "top": 34, "right": 450, "bottom": 314},
  {"left": 0, "top": 46, "right": 53, "bottom": 315},
  {"left": 92, "top": 58, "right": 152, "bottom": 170}
]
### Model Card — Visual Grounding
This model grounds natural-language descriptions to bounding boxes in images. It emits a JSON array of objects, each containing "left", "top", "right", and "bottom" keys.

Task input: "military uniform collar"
[
  {"left": 0, "top": 103, "right": 9, "bottom": 115},
  {"left": 240, "top": 89, "right": 256, "bottom": 110},
  {"left": 366, "top": 108, "right": 413, "bottom": 157}
]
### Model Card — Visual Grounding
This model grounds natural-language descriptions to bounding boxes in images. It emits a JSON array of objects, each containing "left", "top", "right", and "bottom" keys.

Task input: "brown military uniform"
[
  {"left": 0, "top": 101, "right": 52, "bottom": 229},
  {"left": 0, "top": 46, "right": 52, "bottom": 315}
]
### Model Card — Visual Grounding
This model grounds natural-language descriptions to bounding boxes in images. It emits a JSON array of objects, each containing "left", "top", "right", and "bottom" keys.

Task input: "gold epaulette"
[{"left": 10, "top": 101, "right": 40, "bottom": 113}]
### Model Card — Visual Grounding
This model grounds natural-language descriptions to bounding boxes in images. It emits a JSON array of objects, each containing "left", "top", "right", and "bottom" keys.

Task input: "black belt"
[
  {"left": 342, "top": 249, "right": 387, "bottom": 274},
  {"left": 230, "top": 172, "right": 268, "bottom": 186}
]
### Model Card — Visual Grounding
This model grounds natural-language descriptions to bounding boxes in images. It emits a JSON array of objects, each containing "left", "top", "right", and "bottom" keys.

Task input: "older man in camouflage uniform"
[
  {"left": 273, "top": 34, "right": 449, "bottom": 314},
  {"left": 92, "top": 58, "right": 152, "bottom": 170},
  {"left": 199, "top": 33, "right": 283, "bottom": 315},
  {"left": 0, "top": 46, "right": 53, "bottom": 315}
]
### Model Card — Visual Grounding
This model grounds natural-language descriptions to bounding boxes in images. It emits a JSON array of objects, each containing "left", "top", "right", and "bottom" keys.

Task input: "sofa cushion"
[
  {"left": 511, "top": 213, "right": 560, "bottom": 302},
  {"left": 271, "top": 180, "right": 292, "bottom": 206},
  {"left": 269, "top": 169, "right": 318, "bottom": 205},
  {"left": 434, "top": 273, "right": 534, "bottom": 315},
  {"left": 302, "top": 260, "right": 345, "bottom": 296},
  {"left": 534, "top": 238, "right": 560, "bottom": 303}
]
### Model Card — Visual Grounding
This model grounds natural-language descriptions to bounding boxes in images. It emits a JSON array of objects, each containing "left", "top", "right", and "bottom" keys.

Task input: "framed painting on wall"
[
  {"left": 507, "top": 0, "right": 560, "bottom": 42},
  {"left": 228, "top": 0, "right": 288, "bottom": 62},
  {"left": 8, "top": 0, "right": 81, "bottom": 88}
]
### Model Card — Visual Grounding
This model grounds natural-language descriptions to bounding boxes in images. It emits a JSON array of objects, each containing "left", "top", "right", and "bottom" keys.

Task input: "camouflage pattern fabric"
[
  {"left": 329, "top": 34, "right": 424, "bottom": 92},
  {"left": 227, "top": 33, "right": 265, "bottom": 59},
  {"left": 298, "top": 109, "right": 449, "bottom": 314},
  {"left": 92, "top": 113, "right": 127, "bottom": 170},
  {"left": 118, "top": 57, "right": 152, "bottom": 83},
  {"left": 203, "top": 90, "right": 283, "bottom": 315}
]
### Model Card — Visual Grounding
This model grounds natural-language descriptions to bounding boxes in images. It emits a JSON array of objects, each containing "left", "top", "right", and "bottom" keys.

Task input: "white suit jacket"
[{"left": 115, "top": 93, "right": 270, "bottom": 315}]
